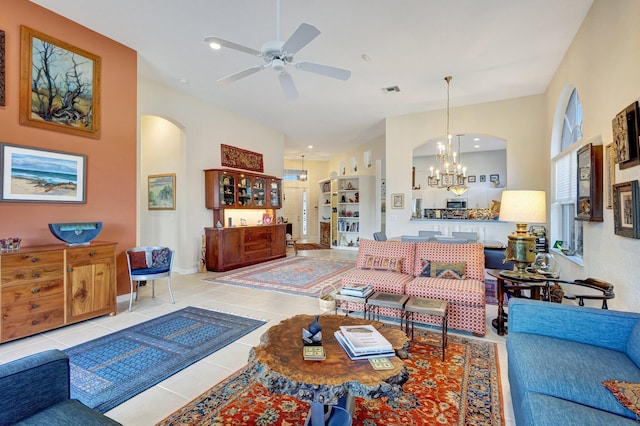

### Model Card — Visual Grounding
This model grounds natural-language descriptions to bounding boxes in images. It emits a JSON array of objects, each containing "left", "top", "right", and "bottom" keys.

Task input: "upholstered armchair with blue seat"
[
  {"left": 126, "top": 246, "right": 175, "bottom": 312},
  {"left": 0, "top": 349, "right": 121, "bottom": 425}
]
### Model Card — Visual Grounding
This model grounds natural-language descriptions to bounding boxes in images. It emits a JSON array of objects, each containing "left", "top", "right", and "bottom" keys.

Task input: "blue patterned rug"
[
  {"left": 207, "top": 257, "right": 355, "bottom": 297},
  {"left": 64, "top": 307, "right": 265, "bottom": 413}
]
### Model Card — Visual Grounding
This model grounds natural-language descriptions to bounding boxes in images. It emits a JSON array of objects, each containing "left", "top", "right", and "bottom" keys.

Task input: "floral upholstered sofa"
[{"left": 339, "top": 239, "right": 486, "bottom": 335}]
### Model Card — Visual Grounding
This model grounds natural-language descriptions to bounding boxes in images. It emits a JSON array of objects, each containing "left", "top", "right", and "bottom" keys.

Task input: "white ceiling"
[{"left": 31, "top": 0, "right": 593, "bottom": 160}]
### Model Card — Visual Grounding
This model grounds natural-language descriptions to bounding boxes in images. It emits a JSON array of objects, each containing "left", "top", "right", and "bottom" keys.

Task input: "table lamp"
[{"left": 498, "top": 190, "right": 546, "bottom": 280}]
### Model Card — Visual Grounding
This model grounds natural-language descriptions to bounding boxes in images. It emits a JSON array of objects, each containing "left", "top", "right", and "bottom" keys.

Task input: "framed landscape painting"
[
  {"left": 20, "top": 26, "right": 101, "bottom": 138},
  {"left": 148, "top": 174, "right": 176, "bottom": 210},
  {"left": 0, "top": 143, "right": 86, "bottom": 203}
]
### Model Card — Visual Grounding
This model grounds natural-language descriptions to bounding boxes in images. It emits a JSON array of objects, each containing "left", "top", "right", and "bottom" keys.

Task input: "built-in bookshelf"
[{"left": 335, "top": 176, "right": 374, "bottom": 249}]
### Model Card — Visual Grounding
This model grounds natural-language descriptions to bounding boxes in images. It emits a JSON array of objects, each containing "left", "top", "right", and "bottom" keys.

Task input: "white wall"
[
  {"left": 413, "top": 149, "right": 507, "bottom": 209},
  {"left": 138, "top": 77, "right": 285, "bottom": 273},
  {"left": 385, "top": 94, "right": 547, "bottom": 241},
  {"left": 543, "top": 0, "right": 640, "bottom": 311}
]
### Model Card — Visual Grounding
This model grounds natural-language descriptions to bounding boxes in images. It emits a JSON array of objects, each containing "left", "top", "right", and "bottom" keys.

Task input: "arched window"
[{"left": 551, "top": 87, "right": 583, "bottom": 261}]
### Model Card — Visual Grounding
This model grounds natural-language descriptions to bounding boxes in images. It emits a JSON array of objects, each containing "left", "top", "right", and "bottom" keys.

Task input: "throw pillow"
[
  {"left": 419, "top": 259, "right": 431, "bottom": 277},
  {"left": 128, "top": 251, "right": 148, "bottom": 270},
  {"left": 152, "top": 248, "right": 171, "bottom": 268},
  {"left": 603, "top": 379, "right": 640, "bottom": 417},
  {"left": 362, "top": 255, "right": 403, "bottom": 273},
  {"left": 420, "top": 259, "right": 466, "bottom": 279}
]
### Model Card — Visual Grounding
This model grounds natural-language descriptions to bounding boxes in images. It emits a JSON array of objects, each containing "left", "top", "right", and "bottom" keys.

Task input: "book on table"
[
  {"left": 340, "top": 283, "right": 374, "bottom": 297},
  {"left": 334, "top": 331, "right": 395, "bottom": 360},
  {"left": 335, "top": 324, "right": 394, "bottom": 356}
]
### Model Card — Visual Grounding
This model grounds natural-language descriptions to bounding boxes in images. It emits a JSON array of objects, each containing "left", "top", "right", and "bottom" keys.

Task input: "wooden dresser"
[
  {"left": 204, "top": 224, "right": 286, "bottom": 272},
  {"left": 0, "top": 242, "right": 117, "bottom": 343}
]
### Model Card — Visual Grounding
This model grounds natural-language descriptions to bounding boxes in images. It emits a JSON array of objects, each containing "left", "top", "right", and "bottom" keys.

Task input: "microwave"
[{"left": 446, "top": 199, "right": 467, "bottom": 209}]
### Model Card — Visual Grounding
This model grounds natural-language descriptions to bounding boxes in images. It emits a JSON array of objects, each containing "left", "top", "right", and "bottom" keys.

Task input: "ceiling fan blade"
[
  {"left": 217, "top": 65, "right": 265, "bottom": 84},
  {"left": 281, "top": 23, "right": 320, "bottom": 55},
  {"left": 279, "top": 72, "right": 299, "bottom": 100},
  {"left": 295, "top": 61, "right": 351, "bottom": 80},
  {"left": 204, "top": 36, "right": 261, "bottom": 56}
]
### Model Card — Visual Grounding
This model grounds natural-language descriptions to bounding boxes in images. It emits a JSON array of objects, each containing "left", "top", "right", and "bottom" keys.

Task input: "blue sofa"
[
  {"left": 507, "top": 299, "right": 640, "bottom": 425},
  {"left": 0, "top": 349, "right": 121, "bottom": 426}
]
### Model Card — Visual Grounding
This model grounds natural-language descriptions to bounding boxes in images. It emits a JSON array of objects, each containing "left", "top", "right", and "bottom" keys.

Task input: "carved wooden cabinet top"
[{"left": 247, "top": 314, "right": 409, "bottom": 405}]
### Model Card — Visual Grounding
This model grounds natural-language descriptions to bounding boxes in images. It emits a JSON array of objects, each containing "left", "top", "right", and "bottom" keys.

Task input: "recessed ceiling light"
[
  {"left": 178, "top": 78, "right": 189, "bottom": 84},
  {"left": 473, "top": 137, "right": 480, "bottom": 141},
  {"left": 307, "top": 145, "right": 314, "bottom": 149},
  {"left": 474, "top": 145, "right": 480, "bottom": 148}
]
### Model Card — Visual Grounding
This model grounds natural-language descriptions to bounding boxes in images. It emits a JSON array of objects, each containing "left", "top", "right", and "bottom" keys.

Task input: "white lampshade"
[{"left": 499, "top": 190, "right": 546, "bottom": 224}]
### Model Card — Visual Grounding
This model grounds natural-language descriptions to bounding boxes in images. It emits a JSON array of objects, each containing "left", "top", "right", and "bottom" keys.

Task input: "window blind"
[{"left": 554, "top": 148, "right": 577, "bottom": 203}]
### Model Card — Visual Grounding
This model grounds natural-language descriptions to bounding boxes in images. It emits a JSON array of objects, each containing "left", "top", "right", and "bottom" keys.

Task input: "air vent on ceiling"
[{"left": 382, "top": 85, "right": 400, "bottom": 93}]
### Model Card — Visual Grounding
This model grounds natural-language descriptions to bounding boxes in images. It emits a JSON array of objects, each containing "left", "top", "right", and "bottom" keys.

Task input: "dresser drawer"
[
  {"left": 1, "top": 279, "right": 64, "bottom": 303},
  {"left": 244, "top": 241, "right": 272, "bottom": 253},
  {"left": 66, "top": 245, "right": 114, "bottom": 263},
  {"left": 1, "top": 308, "right": 65, "bottom": 342},
  {"left": 2, "top": 293, "right": 64, "bottom": 320},
  {"left": 1, "top": 250, "right": 63, "bottom": 269},
  {"left": 244, "top": 249, "right": 272, "bottom": 261},
  {"left": 1, "top": 263, "right": 64, "bottom": 286},
  {"left": 243, "top": 229, "right": 273, "bottom": 243}
]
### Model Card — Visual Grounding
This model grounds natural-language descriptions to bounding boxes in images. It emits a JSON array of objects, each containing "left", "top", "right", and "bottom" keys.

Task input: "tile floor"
[{"left": 0, "top": 247, "right": 515, "bottom": 425}]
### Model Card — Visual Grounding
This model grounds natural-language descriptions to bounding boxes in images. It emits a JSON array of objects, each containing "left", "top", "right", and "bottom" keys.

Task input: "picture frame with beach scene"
[{"left": 0, "top": 143, "right": 86, "bottom": 203}]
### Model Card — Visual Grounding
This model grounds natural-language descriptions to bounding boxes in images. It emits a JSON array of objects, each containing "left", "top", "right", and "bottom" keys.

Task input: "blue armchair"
[
  {"left": 0, "top": 349, "right": 121, "bottom": 425},
  {"left": 126, "top": 246, "right": 175, "bottom": 311}
]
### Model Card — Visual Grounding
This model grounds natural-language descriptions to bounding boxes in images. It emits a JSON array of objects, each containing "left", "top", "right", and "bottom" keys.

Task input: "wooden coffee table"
[{"left": 248, "top": 314, "right": 410, "bottom": 426}]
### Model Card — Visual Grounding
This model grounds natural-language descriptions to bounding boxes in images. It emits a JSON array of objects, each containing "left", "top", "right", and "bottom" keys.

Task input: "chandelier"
[
  {"left": 427, "top": 76, "right": 468, "bottom": 196},
  {"left": 298, "top": 154, "right": 308, "bottom": 181}
]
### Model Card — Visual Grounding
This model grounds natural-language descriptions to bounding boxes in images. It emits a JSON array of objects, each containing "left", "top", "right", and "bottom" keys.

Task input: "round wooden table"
[{"left": 248, "top": 314, "right": 409, "bottom": 426}]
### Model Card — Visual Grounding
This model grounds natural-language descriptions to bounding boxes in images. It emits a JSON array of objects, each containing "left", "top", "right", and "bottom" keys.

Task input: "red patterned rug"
[{"left": 157, "top": 330, "right": 504, "bottom": 425}]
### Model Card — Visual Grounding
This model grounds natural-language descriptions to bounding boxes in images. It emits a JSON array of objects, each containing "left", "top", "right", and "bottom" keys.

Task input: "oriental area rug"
[
  {"left": 64, "top": 307, "right": 266, "bottom": 413},
  {"left": 206, "top": 257, "right": 355, "bottom": 298},
  {"left": 157, "top": 330, "right": 504, "bottom": 425}
]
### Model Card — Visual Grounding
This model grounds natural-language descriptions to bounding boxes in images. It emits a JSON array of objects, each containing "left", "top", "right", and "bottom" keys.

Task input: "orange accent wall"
[{"left": 1, "top": 1, "right": 137, "bottom": 296}]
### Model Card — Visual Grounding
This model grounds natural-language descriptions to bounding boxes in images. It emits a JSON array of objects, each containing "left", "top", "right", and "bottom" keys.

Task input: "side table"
[
  {"left": 404, "top": 297, "right": 448, "bottom": 361},
  {"left": 366, "top": 292, "right": 409, "bottom": 329},
  {"left": 334, "top": 292, "right": 370, "bottom": 317}
]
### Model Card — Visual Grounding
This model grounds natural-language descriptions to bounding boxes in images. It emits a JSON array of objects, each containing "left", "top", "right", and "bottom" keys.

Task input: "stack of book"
[
  {"left": 339, "top": 283, "right": 374, "bottom": 298},
  {"left": 334, "top": 324, "right": 395, "bottom": 360}
]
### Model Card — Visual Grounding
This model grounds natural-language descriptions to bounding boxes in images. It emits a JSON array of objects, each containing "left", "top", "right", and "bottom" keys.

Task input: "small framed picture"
[
  {"left": 613, "top": 180, "right": 639, "bottom": 239},
  {"left": 490, "top": 174, "right": 500, "bottom": 182},
  {"left": 391, "top": 193, "right": 404, "bottom": 209},
  {"left": 480, "top": 175, "right": 486, "bottom": 182},
  {"left": 148, "top": 173, "right": 176, "bottom": 210},
  {"left": 468, "top": 175, "right": 476, "bottom": 183}
]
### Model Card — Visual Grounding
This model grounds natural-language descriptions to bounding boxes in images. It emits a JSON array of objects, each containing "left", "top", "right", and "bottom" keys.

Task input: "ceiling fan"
[{"left": 204, "top": 0, "right": 351, "bottom": 99}]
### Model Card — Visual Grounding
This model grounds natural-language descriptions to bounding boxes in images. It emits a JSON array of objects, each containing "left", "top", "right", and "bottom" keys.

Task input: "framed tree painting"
[
  {"left": 20, "top": 26, "right": 101, "bottom": 138},
  {"left": 148, "top": 174, "right": 176, "bottom": 210},
  {"left": 612, "top": 180, "right": 639, "bottom": 239},
  {"left": 0, "top": 143, "right": 86, "bottom": 203}
]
